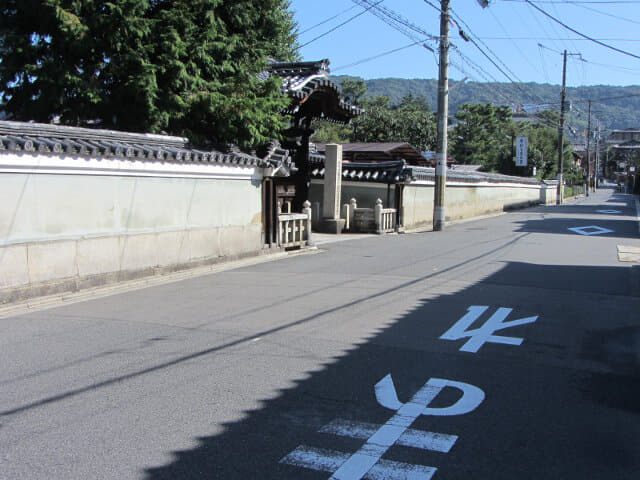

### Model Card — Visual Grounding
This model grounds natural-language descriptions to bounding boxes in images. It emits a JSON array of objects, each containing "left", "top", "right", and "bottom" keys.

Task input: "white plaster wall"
[
  {"left": 0, "top": 173, "right": 261, "bottom": 245},
  {"left": 0, "top": 162, "right": 264, "bottom": 296},
  {"left": 403, "top": 182, "right": 541, "bottom": 230},
  {"left": 402, "top": 184, "right": 435, "bottom": 229}
]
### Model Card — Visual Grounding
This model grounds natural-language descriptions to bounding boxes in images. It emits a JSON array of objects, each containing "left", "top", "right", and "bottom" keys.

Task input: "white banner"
[{"left": 516, "top": 137, "right": 528, "bottom": 167}]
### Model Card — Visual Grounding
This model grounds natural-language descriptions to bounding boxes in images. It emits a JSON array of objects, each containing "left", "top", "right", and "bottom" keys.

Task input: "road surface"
[{"left": 1, "top": 186, "right": 639, "bottom": 479}]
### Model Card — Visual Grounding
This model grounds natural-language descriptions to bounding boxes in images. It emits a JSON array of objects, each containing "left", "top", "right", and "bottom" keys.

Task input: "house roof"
[
  {"left": 0, "top": 120, "right": 292, "bottom": 171},
  {"left": 313, "top": 142, "right": 426, "bottom": 164},
  {"left": 266, "top": 60, "right": 362, "bottom": 124}
]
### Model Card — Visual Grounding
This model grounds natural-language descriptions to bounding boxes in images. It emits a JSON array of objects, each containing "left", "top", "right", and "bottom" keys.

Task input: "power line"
[
  {"left": 351, "top": 0, "right": 438, "bottom": 44},
  {"left": 298, "top": 5, "right": 359, "bottom": 35},
  {"left": 559, "top": 0, "right": 640, "bottom": 25},
  {"left": 332, "top": 39, "right": 431, "bottom": 72},
  {"left": 486, "top": 6, "right": 542, "bottom": 74},
  {"left": 298, "top": 1, "right": 383, "bottom": 48},
  {"left": 447, "top": 3, "right": 555, "bottom": 105},
  {"left": 479, "top": 37, "right": 640, "bottom": 41},
  {"left": 525, "top": 0, "right": 640, "bottom": 60},
  {"left": 448, "top": 8, "right": 523, "bottom": 83},
  {"left": 501, "top": 0, "right": 640, "bottom": 3}
]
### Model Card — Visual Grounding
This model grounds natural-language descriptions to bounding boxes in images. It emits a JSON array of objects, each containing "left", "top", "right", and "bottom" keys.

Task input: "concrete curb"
[{"left": 0, "top": 249, "right": 321, "bottom": 319}]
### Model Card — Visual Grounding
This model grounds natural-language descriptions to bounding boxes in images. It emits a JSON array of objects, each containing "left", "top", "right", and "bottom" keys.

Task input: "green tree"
[
  {"left": 392, "top": 94, "right": 436, "bottom": 151},
  {"left": 340, "top": 77, "right": 367, "bottom": 106},
  {"left": 0, "top": 0, "right": 298, "bottom": 148},
  {"left": 451, "top": 103, "right": 513, "bottom": 171},
  {"left": 312, "top": 87, "right": 436, "bottom": 151}
]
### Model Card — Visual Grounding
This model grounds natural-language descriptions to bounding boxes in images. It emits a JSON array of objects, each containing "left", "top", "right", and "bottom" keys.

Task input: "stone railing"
[
  {"left": 375, "top": 199, "right": 396, "bottom": 234},
  {"left": 277, "top": 200, "right": 313, "bottom": 248},
  {"left": 343, "top": 198, "right": 396, "bottom": 234}
]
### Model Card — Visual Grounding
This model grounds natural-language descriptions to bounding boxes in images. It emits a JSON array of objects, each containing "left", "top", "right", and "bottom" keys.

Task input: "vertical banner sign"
[{"left": 516, "top": 137, "right": 528, "bottom": 166}]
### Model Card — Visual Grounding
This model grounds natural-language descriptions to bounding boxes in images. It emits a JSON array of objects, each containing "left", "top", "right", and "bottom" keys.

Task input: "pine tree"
[{"left": 0, "top": 0, "right": 299, "bottom": 147}]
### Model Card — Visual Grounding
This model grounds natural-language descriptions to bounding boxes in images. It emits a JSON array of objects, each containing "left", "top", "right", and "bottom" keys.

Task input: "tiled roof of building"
[
  {"left": 0, "top": 120, "right": 292, "bottom": 170},
  {"left": 309, "top": 155, "right": 410, "bottom": 183},
  {"left": 313, "top": 142, "right": 426, "bottom": 165},
  {"left": 308, "top": 154, "right": 539, "bottom": 185},
  {"left": 266, "top": 60, "right": 362, "bottom": 123}
]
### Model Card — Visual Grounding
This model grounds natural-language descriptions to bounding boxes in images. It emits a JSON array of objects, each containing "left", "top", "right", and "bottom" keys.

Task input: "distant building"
[{"left": 313, "top": 142, "right": 428, "bottom": 166}]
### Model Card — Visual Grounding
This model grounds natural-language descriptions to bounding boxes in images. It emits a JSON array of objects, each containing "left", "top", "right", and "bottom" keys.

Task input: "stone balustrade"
[{"left": 277, "top": 200, "right": 313, "bottom": 248}]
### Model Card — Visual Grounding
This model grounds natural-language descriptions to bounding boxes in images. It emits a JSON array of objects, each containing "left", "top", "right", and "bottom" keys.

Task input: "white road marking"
[
  {"left": 440, "top": 306, "right": 538, "bottom": 353},
  {"left": 374, "top": 373, "right": 404, "bottom": 410},
  {"left": 319, "top": 419, "right": 458, "bottom": 453},
  {"left": 568, "top": 225, "right": 614, "bottom": 235},
  {"left": 596, "top": 209, "right": 621, "bottom": 214},
  {"left": 280, "top": 446, "right": 437, "bottom": 479},
  {"left": 327, "top": 376, "right": 483, "bottom": 480},
  {"left": 281, "top": 375, "right": 484, "bottom": 479}
]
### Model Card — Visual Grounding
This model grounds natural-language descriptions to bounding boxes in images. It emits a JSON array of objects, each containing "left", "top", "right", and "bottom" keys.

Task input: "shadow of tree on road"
[{"left": 142, "top": 262, "right": 640, "bottom": 480}]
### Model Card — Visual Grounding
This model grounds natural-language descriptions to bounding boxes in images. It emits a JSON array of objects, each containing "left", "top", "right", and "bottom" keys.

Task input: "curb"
[{"left": 0, "top": 249, "right": 321, "bottom": 319}]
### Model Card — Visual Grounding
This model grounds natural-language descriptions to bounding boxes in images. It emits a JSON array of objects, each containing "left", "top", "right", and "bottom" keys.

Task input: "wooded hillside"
[{"left": 334, "top": 76, "right": 640, "bottom": 133}]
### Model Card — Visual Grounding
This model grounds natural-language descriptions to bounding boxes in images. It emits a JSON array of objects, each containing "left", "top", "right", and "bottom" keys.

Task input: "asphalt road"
[{"left": 1, "top": 186, "right": 639, "bottom": 479}]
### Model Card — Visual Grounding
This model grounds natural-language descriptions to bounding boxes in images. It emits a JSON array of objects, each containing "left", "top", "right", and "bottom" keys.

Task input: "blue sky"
[{"left": 289, "top": 0, "right": 640, "bottom": 87}]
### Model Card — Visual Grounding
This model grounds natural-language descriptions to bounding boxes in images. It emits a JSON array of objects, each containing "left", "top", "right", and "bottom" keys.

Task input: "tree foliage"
[
  {"left": 450, "top": 103, "right": 512, "bottom": 171},
  {"left": 0, "top": 0, "right": 299, "bottom": 147},
  {"left": 451, "top": 103, "right": 574, "bottom": 180},
  {"left": 312, "top": 83, "right": 437, "bottom": 152}
]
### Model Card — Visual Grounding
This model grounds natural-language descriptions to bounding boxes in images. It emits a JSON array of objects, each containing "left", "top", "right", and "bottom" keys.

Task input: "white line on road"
[
  {"left": 319, "top": 419, "right": 458, "bottom": 453},
  {"left": 440, "top": 306, "right": 538, "bottom": 353},
  {"left": 280, "top": 446, "right": 437, "bottom": 480}
]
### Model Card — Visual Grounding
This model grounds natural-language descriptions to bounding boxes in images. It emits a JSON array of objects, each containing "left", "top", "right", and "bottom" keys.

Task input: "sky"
[{"left": 289, "top": 0, "right": 640, "bottom": 88}]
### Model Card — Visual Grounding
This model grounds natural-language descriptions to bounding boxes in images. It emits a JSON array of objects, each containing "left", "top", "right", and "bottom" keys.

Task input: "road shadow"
[{"left": 141, "top": 262, "right": 640, "bottom": 480}]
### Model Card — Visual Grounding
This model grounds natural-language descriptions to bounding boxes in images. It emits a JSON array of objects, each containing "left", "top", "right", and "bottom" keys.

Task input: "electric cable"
[
  {"left": 525, "top": 0, "right": 640, "bottom": 59},
  {"left": 298, "top": 5, "right": 359, "bottom": 35},
  {"left": 559, "top": 1, "right": 640, "bottom": 25},
  {"left": 299, "top": 1, "right": 384, "bottom": 48},
  {"left": 332, "top": 39, "right": 432, "bottom": 72}
]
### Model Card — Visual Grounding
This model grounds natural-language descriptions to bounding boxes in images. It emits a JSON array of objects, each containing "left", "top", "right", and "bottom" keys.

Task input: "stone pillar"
[
  {"left": 349, "top": 198, "right": 357, "bottom": 230},
  {"left": 302, "top": 200, "right": 314, "bottom": 247},
  {"left": 375, "top": 198, "right": 384, "bottom": 234},
  {"left": 320, "top": 143, "right": 345, "bottom": 233}
]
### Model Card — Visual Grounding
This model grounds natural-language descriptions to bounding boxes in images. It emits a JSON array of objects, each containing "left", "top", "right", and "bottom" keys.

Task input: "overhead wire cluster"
[{"left": 295, "top": 0, "right": 639, "bottom": 134}]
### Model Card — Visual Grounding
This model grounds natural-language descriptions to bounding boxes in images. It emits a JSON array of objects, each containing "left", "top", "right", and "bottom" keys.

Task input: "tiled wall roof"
[
  {"left": 0, "top": 120, "right": 291, "bottom": 169},
  {"left": 309, "top": 152, "right": 541, "bottom": 185}
]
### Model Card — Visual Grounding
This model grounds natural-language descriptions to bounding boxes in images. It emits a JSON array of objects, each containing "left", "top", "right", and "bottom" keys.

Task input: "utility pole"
[
  {"left": 595, "top": 121, "right": 600, "bottom": 190},
  {"left": 557, "top": 49, "right": 567, "bottom": 204},
  {"left": 433, "top": 0, "right": 450, "bottom": 231},
  {"left": 585, "top": 99, "right": 591, "bottom": 196}
]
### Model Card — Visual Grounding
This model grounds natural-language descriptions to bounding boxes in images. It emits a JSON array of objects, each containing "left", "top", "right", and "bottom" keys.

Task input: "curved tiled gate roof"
[{"left": 266, "top": 59, "right": 362, "bottom": 124}]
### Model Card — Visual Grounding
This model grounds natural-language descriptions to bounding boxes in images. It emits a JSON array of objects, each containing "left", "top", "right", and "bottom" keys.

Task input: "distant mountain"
[{"left": 332, "top": 75, "right": 640, "bottom": 134}]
